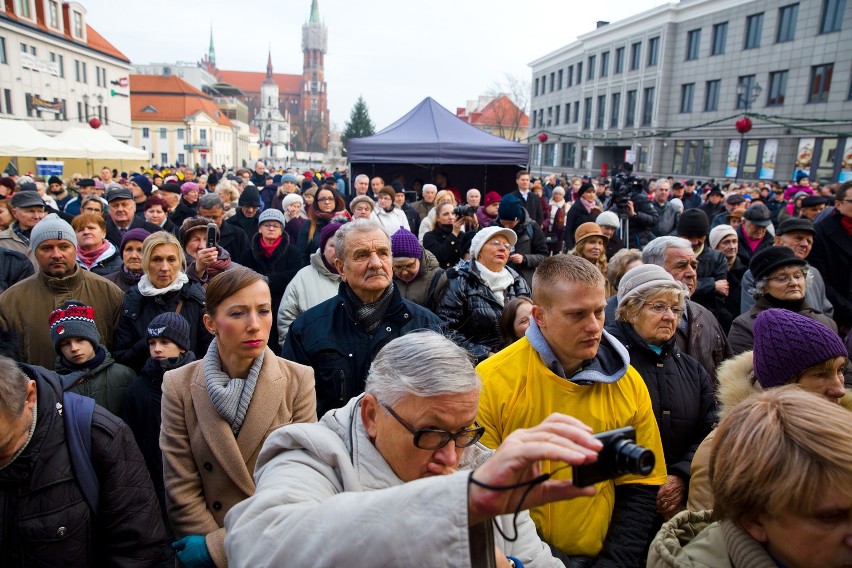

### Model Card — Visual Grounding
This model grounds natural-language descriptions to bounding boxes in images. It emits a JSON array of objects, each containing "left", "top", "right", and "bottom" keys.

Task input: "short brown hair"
[
  {"left": 835, "top": 180, "right": 852, "bottom": 203},
  {"left": 515, "top": 170, "right": 530, "bottom": 180},
  {"left": 71, "top": 212, "right": 106, "bottom": 233},
  {"left": 710, "top": 385, "right": 852, "bottom": 522},
  {"left": 532, "top": 255, "right": 604, "bottom": 306},
  {"left": 206, "top": 267, "right": 267, "bottom": 316}
]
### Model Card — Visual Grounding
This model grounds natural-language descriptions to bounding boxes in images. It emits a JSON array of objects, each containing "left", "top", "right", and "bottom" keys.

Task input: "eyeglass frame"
[
  {"left": 315, "top": 196, "right": 336, "bottom": 203},
  {"left": 766, "top": 268, "right": 808, "bottom": 284},
  {"left": 380, "top": 402, "right": 485, "bottom": 450},
  {"left": 643, "top": 302, "right": 686, "bottom": 316},
  {"left": 485, "top": 239, "right": 513, "bottom": 250}
]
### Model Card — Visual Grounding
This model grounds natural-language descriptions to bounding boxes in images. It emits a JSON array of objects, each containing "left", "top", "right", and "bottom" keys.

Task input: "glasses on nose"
[
  {"left": 767, "top": 271, "right": 805, "bottom": 284},
  {"left": 380, "top": 403, "right": 485, "bottom": 450},
  {"left": 487, "top": 240, "right": 512, "bottom": 250},
  {"left": 316, "top": 197, "right": 335, "bottom": 203},
  {"left": 644, "top": 302, "right": 685, "bottom": 316},
  {"left": 392, "top": 262, "right": 417, "bottom": 274}
]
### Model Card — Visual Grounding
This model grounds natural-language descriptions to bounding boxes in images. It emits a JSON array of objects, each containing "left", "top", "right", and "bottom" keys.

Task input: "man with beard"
[{"left": 47, "top": 176, "right": 73, "bottom": 210}]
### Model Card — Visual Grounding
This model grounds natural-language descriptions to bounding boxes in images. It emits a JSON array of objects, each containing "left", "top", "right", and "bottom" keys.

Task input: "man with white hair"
[
  {"left": 346, "top": 174, "right": 371, "bottom": 208},
  {"left": 226, "top": 332, "right": 604, "bottom": 567},
  {"left": 412, "top": 183, "right": 438, "bottom": 224},
  {"left": 466, "top": 188, "right": 481, "bottom": 208}
]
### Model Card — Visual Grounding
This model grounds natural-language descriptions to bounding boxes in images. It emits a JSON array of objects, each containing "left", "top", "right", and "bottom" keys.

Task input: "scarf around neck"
[
  {"left": 344, "top": 282, "right": 395, "bottom": 333},
  {"left": 204, "top": 338, "right": 264, "bottom": 435},
  {"left": 259, "top": 235, "right": 281, "bottom": 257},
  {"left": 77, "top": 240, "right": 112, "bottom": 269},
  {"left": 137, "top": 271, "right": 189, "bottom": 296},
  {"left": 474, "top": 261, "right": 515, "bottom": 306}
]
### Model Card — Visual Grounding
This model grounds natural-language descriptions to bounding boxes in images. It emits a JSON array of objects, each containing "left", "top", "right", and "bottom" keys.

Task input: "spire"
[
  {"left": 208, "top": 23, "right": 216, "bottom": 66},
  {"left": 266, "top": 47, "right": 273, "bottom": 79},
  {"left": 309, "top": 0, "right": 320, "bottom": 23}
]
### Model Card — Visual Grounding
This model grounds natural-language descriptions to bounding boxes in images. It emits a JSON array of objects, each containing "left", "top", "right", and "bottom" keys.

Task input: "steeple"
[
  {"left": 309, "top": 0, "right": 320, "bottom": 23},
  {"left": 266, "top": 48, "right": 273, "bottom": 80},
  {"left": 208, "top": 24, "right": 216, "bottom": 66}
]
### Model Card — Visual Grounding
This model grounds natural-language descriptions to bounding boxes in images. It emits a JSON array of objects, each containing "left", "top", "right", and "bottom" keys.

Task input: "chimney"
[{"left": 596, "top": 20, "right": 610, "bottom": 28}]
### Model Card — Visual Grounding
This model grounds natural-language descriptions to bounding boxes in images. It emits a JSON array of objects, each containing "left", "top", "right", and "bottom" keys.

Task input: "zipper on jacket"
[{"left": 338, "top": 370, "right": 345, "bottom": 402}]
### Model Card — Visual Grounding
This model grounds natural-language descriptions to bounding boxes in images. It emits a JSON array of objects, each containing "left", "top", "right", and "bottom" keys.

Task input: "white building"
[{"left": 252, "top": 51, "right": 292, "bottom": 167}]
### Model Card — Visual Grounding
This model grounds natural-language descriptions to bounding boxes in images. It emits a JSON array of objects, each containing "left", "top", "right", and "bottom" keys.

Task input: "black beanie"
[
  {"left": 750, "top": 246, "right": 807, "bottom": 282},
  {"left": 238, "top": 186, "right": 261, "bottom": 207},
  {"left": 146, "top": 312, "right": 191, "bottom": 352},
  {"left": 677, "top": 209, "right": 710, "bottom": 238}
]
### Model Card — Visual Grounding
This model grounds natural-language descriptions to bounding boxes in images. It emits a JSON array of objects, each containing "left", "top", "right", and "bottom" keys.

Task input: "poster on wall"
[
  {"left": 725, "top": 140, "right": 740, "bottom": 178},
  {"left": 840, "top": 138, "right": 852, "bottom": 183},
  {"left": 794, "top": 138, "right": 815, "bottom": 179},
  {"left": 759, "top": 139, "right": 778, "bottom": 179}
]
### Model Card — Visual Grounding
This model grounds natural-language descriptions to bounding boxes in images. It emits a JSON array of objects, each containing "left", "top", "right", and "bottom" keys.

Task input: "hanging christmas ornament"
[
  {"left": 735, "top": 117, "right": 752, "bottom": 134},
  {"left": 88, "top": 117, "right": 101, "bottom": 129}
]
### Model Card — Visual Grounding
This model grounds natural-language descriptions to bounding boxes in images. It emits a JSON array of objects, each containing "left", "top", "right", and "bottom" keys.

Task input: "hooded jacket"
[
  {"left": 393, "top": 249, "right": 447, "bottom": 313},
  {"left": 55, "top": 347, "right": 136, "bottom": 420},
  {"left": 276, "top": 250, "right": 341, "bottom": 347},
  {"left": 223, "top": 394, "right": 563, "bottom": 568}
]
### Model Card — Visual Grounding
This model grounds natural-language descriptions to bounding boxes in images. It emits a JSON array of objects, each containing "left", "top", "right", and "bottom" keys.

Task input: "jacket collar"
[{"left": 37, "top": 264, "right": 82, "bottom": 293}]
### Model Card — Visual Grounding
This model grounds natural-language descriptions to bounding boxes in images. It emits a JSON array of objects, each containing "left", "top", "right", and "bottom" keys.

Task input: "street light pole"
[{"left": 735, "top": 81, "right": 762, "bottom": 182}]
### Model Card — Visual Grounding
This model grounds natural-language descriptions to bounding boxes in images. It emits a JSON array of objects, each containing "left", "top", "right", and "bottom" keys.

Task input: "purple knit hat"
[
  {"left": 319, "top": 222, "right": 343, "bottom": 253},
  {"left": 120, "top": 228, "right": 151, "bottom": 254},
  {"left": 181, "top": 182, "right": 200, "bottom": 196},
  {"left": 390, "top": 228, "right": 422, "bottom": 259},
  {"left": 753, "top": 308, "right": 847, "bottom": 389}
]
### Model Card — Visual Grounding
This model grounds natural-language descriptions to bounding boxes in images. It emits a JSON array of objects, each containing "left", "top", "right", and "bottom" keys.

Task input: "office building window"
[
  {"left": 610, "top": 92, "right": 621, "bottom": 128},
  {"left": 534, "top": 78, "right": 539, "bottom": 97},
  {"left": 705, "top": 79, "right": 720, "bottom": 111},
  {"left": 819, "top": 0, "right": 846, "bottom": 33},
  {"left": 177, "top": 128, "right": 185, "bottom": 140},
  {"left": 0, "top": 37, "right": 6, "bottom": 64},
  {"left": 557, "top": 69, "right": 563, "bottom": 89},
  {"left": 587, "top": 55, "right": 596, "bottom": 80},
  {"left": 550, "top": 72, "right": 555, "bottom": 92},
  {"left": 736, "top": 75, "right": 757, "bottom": 109},
  {"left": 560, "top": 143, "right": 576, "bottom": 167},
  {"left": 615, "top": 47, "right": 625, "bottom": 73},
  {"left": 554, "top": 104, "right": 560, "bottom": 125},
  {"left": 767, "top": 70, "right": 788, "bottom": 106},
  {"left": 625, "top": 90, "right": 637, "bottom": 126},
  {"left": 777, "top": 4, "right": 798, "bottom": 42},
  {"left": 567, "top": 65, "right": 573, "bottom": 87},
  {"left": 680, "top": 83, "right": 695, "bottom": 113},
  {"left": 686, "top": 29, "right": 701, "bottom": 60},
  {"left": 630, "top": 42, "right": 641, "bottom": 70},
  {"left": 159, "top": 127, "right": 167, "bottom": 139},
  {"left": 48, "top": 0, "right": 59, "bottom": 28},
  {"left": 672, "top": 140, "right": 713, "bottom": 176},
  {"left": 77, "top": 101, "right": 83, "bottom": 122},
  {"left": 596, "top": 95, "right": 606, "bottom": 129},
  {"left": 49, "top": 52, "right": 64, "bottom": 77},
  {"left": 808, "top": 63, "right": 833, "bottom": 103},
  {"left": 711, "top": 22, "right": 728, "bottom": 55},
  {"left": 600, "top": 51, "right": 610, "bottom": 77},
  {"left": 647, "top": 36, "right": 660, "bottom": 66},
  {"left": 744, "top": 13, "right": 764, "bottom": 49},
  {"left": 142, "top": 127, "right": 150, "bottom": 138},
  {"left": 642, "top": 87, "right": 655, "bottom": 126},
  {"left": 573, "top": 101, "right": 580, "bottom": 123},
  {"left": 577, "top": 62, "right": 583, "bottom": 85},
  {"left": 4, "top": 90, "right": 11, "bottom": 115},
  {"left": 547, "top": 107, "right": 552, "bottom": 126},
  {"left": 583, "top": 97, "right": 592, "bottom": 129}
]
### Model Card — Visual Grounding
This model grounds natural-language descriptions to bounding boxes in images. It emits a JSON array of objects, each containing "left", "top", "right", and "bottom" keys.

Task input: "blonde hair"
[
  {"left": 532, "top": 255, "right": 604, "bottom": 306},
  {"left": 142, "top": 231, "right": 186, "bottom": 274},
  {"left": 434, "top": 190, "right": 457, "bottom": 207}
]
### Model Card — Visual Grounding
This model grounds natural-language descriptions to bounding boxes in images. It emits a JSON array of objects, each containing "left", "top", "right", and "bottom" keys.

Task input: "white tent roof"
[
  {"left": 53, "top": 126, "right": 148, "bottom": 160},
  {"left": 0, "top": 118, "right": 85, "bottom": 158}
]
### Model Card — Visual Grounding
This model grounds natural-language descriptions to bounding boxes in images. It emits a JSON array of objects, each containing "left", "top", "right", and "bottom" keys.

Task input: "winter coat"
[
  {"left": 653, "top": 200, "right": 681, "bottom": 237},
  {"left": 510, "top": 189, "right": 544, "bottom": 227},
  {"left": 393, "top": 249, "right": 447, "bottom": 313},
  {"left": 690, "top": 247, "right": 728, "bottom": 315},
  {"left": 606, "top": 322, "right": 716, "bottom": 483},
  {"left": 0, "top": 364, "right": 165, "bottom": 567},
  {"left": 809, "top": 209, "right": 852, "bottom": 328},
  {"left": 648, "top": 510, "right": 778, "bottom": 568},
  {"left": 734, "top": 225, "right": 774, "bottom": 267},
  {"left": 284, "top": 217, "right": 305, "bottom": 246},
  {"left": 239, "top": 232, "right": 302, "bottom": 350},
  {"left": 677, "top": 300, "right": 732, "bottom": 381},
  {"left": 0, "top": 223, "right": 34, "bottom": 265},
  {"left": 719, "top": 257, "right": 747, "bottom": 333},
  {"left": 728, "top": 296, "right": 837, "bottom": 356},
  {"left": 217, "top": 221, "right": 249, "bottom": 263},
  {"left": 475, "top": 205, "right": 497, "bottom": 229},
  {"left": 223, "top": 394, "right": 564, "bottom": 568},
  {"left": 77, "top": 243, "right": 123, "bottom": 276},
  {"left": 699, "top": 202, "right": 724, "bottom": 222},
  {"left": 225, "top": 208, "right": 259, "bottom": 240},
  {"left": 411, "top": 199, "right": 434, "bottom": 225},
  {"left": 437, "top": 260, "right": 531, "bottom": 361},
  {"left": 276, "top": 250, "right": 341, "bottom": 347},
  {"left": 423, "top": 225, "right": 465, "bottom": 269},
  {"left": 504, "top": 211, "right": 549, "bottom": 285},
  {"left": 55, "top": 348, "right": 136, "bottom": 419},
  {"left": 610, "top": 191, "right": 660, "bottom": 248},
  {"left": 282, "top": 283, "right": 444, "bottom": 416},
  {"left": 605, "top": 234, "right": 626, "bottom": 259},
  {"left": 564, "top": 199, "right": 598, "bottom": 249},
  {"left": 740, "top": 263, "right": 833, "bottom": 319},
  {"left": 103, "top": 266, "right": 142, "bottom": 292},
  {"left": 170, "top": 197, "right": 198, "bottom": 228},
  {"left": 687, "top": 351, "right": 852, "bottom": 512},
  {"left": 0, "top": 247, "right": 34, "bottom": 293},
  {"left": 399, "top": 201, "right": 421, "bottom": 234},
  {"left": 0, "top": 268, "right": 124, "bottom": 369},
  {"left": 160, "top": 347, "right": 316, "bottom": 568},
  {"left": 296, "top": 216, "right": 331, "bottom": 266},
  {"left": 114, "top": 280, "right": 211, "bottom": 372},
  {"left": 104, "top": 216, "right": 162, "bottom": 248},
  {"left": 370, "top": 206, "right": 410, "bottom": 235}
]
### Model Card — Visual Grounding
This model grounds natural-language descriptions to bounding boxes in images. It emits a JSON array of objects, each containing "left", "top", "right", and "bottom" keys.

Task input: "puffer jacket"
[
  {"left": 393, "top": 249, "right": 447, "bottom": 313},
  {"left": 728, "top": 296, "right": 837, "bottom": 356},
  {"left": 0, "top": 247, "right": 34, "bottom": 293},
  {"left": 606, "top": 322, "right": 716, "bottom": 483},
  {"left": 687, "top": 351, "right": 852, "bottom": 512},
  {"left": 0, "top": 364, "right": 165, "bottom": 567},
  {"left": 648, "top": 510, "right": 778, "bottom": 568},
  {"left": 437, "top": 260, "right": 531, "bottom": 361},
  {"left": 504, "top": 210, "right": 549, "bottom": 286},
  {"left": 653, "top": 200, "right": 681, "bottom": 237},
  {"left": 276, "top": 250, "right": 341, "bottom": 347},
  {"left": 54, "top": 347, "right": 136, "bottom": 420},
  {"left": 113, "top": 280, "right": 211, "bottom": 372}
]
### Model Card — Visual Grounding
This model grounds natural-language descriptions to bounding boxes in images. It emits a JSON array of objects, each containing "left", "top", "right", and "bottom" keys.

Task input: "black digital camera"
[
  {"left": 453, "top": 204, "right": 478, "bottom": 217},
  {"left": 572, "top": 426, "right": 655, "bottom": 487}
]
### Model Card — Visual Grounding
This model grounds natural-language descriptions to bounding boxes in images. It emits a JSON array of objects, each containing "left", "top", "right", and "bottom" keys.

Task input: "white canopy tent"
[
  {"left": 53, "top": 127, "right": 148, "bottom": 160},
  {"left": 0, "top": 118, "right": 85, "bottom": 158}
]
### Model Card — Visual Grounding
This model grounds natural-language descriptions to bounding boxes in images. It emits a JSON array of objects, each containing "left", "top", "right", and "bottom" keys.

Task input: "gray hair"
[
  {"left": 642, "top": 236, "right": 693, "bottom": 267},
  {"left": 750, "top": 265, "right": 812, "bottom": 299},
  {"left": 365, "top": 331, "right": 480, "bottom": 407},
  {"left": 0, "top": 356, "right": 30, "bottom": 416},
  {"left": 198, "top": 193, "right": 224, "bottom": 210},
  {"left": 354, "top": 174, "right": 369, "bottom": 184},
  {"left": 334, "top": 218, "right": 388, "bottom": 262},
  {"left": 615, "top": 282, "right": 687, "bottom": 323}
]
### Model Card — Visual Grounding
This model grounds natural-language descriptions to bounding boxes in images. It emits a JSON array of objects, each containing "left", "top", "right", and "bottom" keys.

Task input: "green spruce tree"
[{"left": 342, "top": 96, "right": 376, "bottom": 154}]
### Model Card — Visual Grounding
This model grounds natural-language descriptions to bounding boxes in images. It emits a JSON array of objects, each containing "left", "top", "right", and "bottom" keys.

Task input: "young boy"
[{"left": 50, "top": 300, "right": 135, "bottom": 418}]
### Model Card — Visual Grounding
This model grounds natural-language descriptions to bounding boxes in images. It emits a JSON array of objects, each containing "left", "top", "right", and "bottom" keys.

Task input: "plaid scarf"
[{"left": 344, "top": 282, "right": 395, "bottom": 333}]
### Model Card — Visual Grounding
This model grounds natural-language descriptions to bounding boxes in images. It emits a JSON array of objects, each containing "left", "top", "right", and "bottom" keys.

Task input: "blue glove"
[{"left": 172, "top": 535, "right": 214, "bottom": 568}]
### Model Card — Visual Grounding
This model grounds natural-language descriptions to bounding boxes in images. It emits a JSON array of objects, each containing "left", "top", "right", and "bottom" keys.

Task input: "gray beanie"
[
  {"left": 280, "top": 193, "right": 303, "bottom": 211},
  {"left": 709, "top": 224, "right": 738, "bottom": 250},
  {"left": 616, "top": 264, "right": 677, "bottom": 308},
  {"left": 30, "top": 213, "right": 77, "bottom": 251},
  {"left": 596, "top": 211, "right": 620, "bottom": 229},
  {"left": 258, "top": 208, "right": 286, "bottom": 228}
]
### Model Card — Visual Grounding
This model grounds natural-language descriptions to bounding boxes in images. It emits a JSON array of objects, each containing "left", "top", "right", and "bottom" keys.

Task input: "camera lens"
[{"left": 612, "top": 439, "right": 655, "bottom": 476}]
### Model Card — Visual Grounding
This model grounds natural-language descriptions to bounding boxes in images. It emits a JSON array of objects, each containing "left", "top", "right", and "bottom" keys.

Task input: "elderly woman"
[
  {"left": 296, "top": 185, "right": 347, "bottom": 265},
  {"left": 239, "top": 209, "right": 301, "bottom": 350},
  {"left": 570, "top": 222, "right": 616, "bottom": 298},
  {"left": 161, "top": 267, "right": 316, "bottom": 568},
  {"left": 607, "top": 264, "right": 716, "bottom": 520},
  {"left": 104, "top": 228, "right": 151, "bottom": 291},
  {"left": 688, "top": 308, "right": 850, "bottom": 513},
  {"left": 215, "top": 180, "right": 240, "bottom": 219},
  {"left": 499, "top": 296, "right": 533, "bottom": 349},
  {"left": 418, "top": 189, "right": 458, "bottom": 242},
  {"left": 114, "top": 232, "right": 211, "bottom": 371},
  {"left": 180, "top": 217, "right": 240, "bottom": 287},
  {"left": 72, "top": 212, "right": 123, "bottom": 275},
  {"left": 279, "top": 193, "right": 306, "bottom": 245},
  {"left": 437, "top": 226, "right": 531, "bottom": 361},
  {"left": 423, "top": 202, "right": 467, "bottom": 269},
  {"left": 650, "top": 387, "right": 852, "bottom": 568},
  {"left": 543, "top": 186, "right": 568, "bottom": 255},
  {"left": 370, "top": 185, "right": 409, "bottom": 235},
  {"left": 80, "top": 194, "right": 108, "bottom": 216},
  {"left": 143, "top": 194, "right": 177, "bottom": 235},
  {"left": 728, "top": 246, "right": 837, "bottom": 355},
  {"left": 171, "top": 182, "right": 200, "bottom": 227},
  {"left": 564, "top": 182, "right": 601, "bottom": 250},
  {"left": 595, "top": 211, "right": 625, "bottom": 259},
  {"left": 349, "top": 195, "right": 375, "bottom": 221}
]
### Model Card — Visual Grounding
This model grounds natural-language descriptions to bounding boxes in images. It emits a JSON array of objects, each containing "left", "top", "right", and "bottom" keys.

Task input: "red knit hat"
[{"left": 483, "top": 191, "right": 502, "bottom": 207}]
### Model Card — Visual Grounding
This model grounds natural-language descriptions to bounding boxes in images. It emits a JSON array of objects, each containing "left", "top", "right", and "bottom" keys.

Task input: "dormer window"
[
  {"left": 72, "top": 11, "right": 84, "bottom": 38},
  {"left": 47, "top": 0, "right": 60, "bottom": 29},
  {"left": 141, "top": 105, "right": 157, "bottom": 113},
  {"left": 14, "top": 0, "right": 33, "bottom": 20}
]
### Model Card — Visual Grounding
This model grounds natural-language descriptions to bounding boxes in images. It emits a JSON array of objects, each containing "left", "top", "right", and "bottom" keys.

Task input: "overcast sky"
[{"left": 83, "top": 0, "right": 660, "bottom": 131}]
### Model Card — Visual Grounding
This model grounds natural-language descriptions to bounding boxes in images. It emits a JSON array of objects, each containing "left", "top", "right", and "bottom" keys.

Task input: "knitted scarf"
[
  {"left": 137, "top": 272, "right": 189, "bottom": 297},
  {"left": 203, "top": 338, "right": 264, "bottom": 435},
  {"left": 259, "top": 236, "right": 281, "bottom": 258},
  {"left": 77, "top": 241, "right": 112, "bottom": 269},
  {"left": 344, "top": 282, "right": 395, "bottom": 333},
  {"left": 475, "top": 261, "right": 515, "bottom": 306}
]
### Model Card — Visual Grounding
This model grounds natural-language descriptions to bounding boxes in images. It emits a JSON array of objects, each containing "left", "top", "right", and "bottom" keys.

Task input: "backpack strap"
[{"left": 62, "top": 391, "right": 100, "bottom": 513}]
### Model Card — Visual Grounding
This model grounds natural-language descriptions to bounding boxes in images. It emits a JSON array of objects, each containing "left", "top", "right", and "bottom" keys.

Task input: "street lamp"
[{"left": 734, "top": 81, "right": 762, "bottom": 181}]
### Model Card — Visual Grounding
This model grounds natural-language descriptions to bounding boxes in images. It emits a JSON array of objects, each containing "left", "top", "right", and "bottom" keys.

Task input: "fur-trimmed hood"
[{"left": 716, "top": 351, "right": 852, "bottom": 417}]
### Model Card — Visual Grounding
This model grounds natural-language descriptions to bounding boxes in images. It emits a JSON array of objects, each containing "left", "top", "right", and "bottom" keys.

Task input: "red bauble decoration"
[
  {"left": 88, "top": 117, "right": 101, "bottom": 129},
  {"left": 735, "top": 117, "right": 752, "bottom": 134},
  {"left": 538, "top": 132, "right": 549, "bottom": 143},
  {"left": 264, "top": 139, "right": 271, "bottom": 146}
]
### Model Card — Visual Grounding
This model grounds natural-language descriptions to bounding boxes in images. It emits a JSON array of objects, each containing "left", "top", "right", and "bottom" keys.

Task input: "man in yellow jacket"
[{"left": 477, "top": 254, "right": 667, "bottom": 566}]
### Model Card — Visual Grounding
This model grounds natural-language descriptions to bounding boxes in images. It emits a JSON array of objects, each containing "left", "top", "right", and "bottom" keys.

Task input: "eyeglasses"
[
  {"left": 644, "top": 302, "right": 685, "bottom": 316},
  {"left": 381, "top": 403, "right": 485, "bottom": 450},
  {"left": 316, "top": 196, "right": 335, "bottom": 203},
  {"left": 486, "top": 240, "right": 512, "bottom": 250},
  {"left": 767, "top": 271, "right": 806, "bottom": 284},
  {"left": 392, "top": 260, "right": 418, "bottom": 273}
]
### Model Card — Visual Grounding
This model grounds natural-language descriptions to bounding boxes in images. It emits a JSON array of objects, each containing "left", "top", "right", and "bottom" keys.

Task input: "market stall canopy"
[
  {"left": 0, "top": 118, "right": 85, "bottom": 158},
  {"left": 53, "top": 126, "right": 148, "bottom": 160},
  {"left": 347, "top": 97, "right": 529, "bottom": 165}
]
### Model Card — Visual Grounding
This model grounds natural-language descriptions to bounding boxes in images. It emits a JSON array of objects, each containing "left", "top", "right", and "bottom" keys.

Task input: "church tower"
[
  {"left": 299, "top": 0, "right": 329, "bottom": 152},
  {"left": 208, "top": 24, "right": 216, "bottom": 67},
  {"left": 254, "top": 49, "right": 290, "bottom": 164}
]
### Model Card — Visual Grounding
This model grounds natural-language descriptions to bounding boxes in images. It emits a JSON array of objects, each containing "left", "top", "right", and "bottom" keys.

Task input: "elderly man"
[
  {"left": 676, "top": 209, "right": 729, "bottom": 314},
  {"left": 477, "top": 255, "right": 667, "bottom": 564},
  {"left": 736, "top": 203, "right": 774, "bottom": 266},
  {"left": 390, "top": 228, "right": 447, "bottom": 313},
  {"left": 809, "top": 180, "right": 852, "bottom": 331},
  {"left": 0, "top": 356, "right": 165, "bottom": 565},
  {"left": 249, "top": 160, "right": 267, "bottom": 188},
  {"left": 346, "top": 174, "right": 371, "bottom": 207},
  {"left": 412, "top": 183, "right": 438, "bottom": 223},
  {"left": 0, "top": 214, "right": 124, "bottom": 369},
  {"left": 467, "top": 188, "right": 482, "bottom": 208},
  {"left": 0, "top": 190, "right": 46, "bottom": 263},
  {"left": 228, "top": 332, "right": 605, "bottom": 567},
  {"left": 103, "top": 187, "right": 161, "bottom": 247},
  {"left": 282, "top": 220, "right": 443, "bottom": 416},
  {"left": 197, "top": 193, "right": 249, "bottom": 261},
  {"left": 710, "top": 192, "right": 746, "bottom": 229}
]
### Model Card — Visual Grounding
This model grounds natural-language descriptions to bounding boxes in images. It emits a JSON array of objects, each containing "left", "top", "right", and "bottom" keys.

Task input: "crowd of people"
[{"left": 0, "top": 161, "right": 850, "bottom": 567}]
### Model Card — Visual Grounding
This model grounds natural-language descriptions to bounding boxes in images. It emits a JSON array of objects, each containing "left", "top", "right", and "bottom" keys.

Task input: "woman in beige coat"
[{"left": 161, "top": 267, "right": 317, "bottom": 567}]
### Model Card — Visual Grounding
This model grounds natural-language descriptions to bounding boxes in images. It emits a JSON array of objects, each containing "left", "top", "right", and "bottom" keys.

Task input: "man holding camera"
[
  {"left": 607, "top": 170, "right": 659, "bottom": 249},
  {"left": 497, "top": 195, "right": 548, "bottom": 286},
  {"left": 477, "top": 254, "right": 667, "bottom": 565}
]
